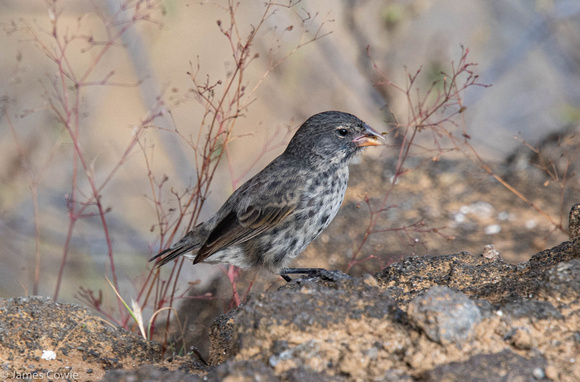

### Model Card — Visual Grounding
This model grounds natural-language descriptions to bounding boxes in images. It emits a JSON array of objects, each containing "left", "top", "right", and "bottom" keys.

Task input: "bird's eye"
[{"left": 337, "top": 128, "right": 348, "bottom": 137}]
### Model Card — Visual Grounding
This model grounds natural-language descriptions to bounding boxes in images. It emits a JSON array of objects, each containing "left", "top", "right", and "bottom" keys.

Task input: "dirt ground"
[{"left": 1, "top": 237, "right": 579, "bottom": 381}]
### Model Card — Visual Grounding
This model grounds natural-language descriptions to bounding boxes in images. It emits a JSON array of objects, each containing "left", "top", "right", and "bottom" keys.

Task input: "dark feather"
[
  {"left": 149, "top": 222, "right": 205, "bottom": 267},
  {"left": 149, "top": 242, "right": 199, "bottom": 267},
  {"left": 194, "top": 204, "right": 295, "bottom": 264}
]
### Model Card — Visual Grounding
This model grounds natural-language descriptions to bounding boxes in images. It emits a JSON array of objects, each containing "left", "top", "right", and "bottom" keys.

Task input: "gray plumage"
[{"left": 149, "top": 111, "right": 385, "bottom": 274}]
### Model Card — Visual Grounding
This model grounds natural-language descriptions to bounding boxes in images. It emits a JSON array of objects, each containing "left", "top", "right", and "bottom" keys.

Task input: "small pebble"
[
  {"left": 525, "top": 219, "right": 537, "bottom": 229},
  {"left": 485, "top": 224, "right": 501, "bottom": 235},
  {"left": 532, "top": 367, "right": 545, "bottom": 379},
  {"left": 482, "top": 244, "right": 500, "bottom": 260},
  {"left": 544, "top": 365, "right": 558, "bottom": 380}
]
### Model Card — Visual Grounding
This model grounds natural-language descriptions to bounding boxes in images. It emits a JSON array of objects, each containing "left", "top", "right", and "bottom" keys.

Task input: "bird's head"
[{"left": 285, "top": 111, "right": 386, "bottom": 164}]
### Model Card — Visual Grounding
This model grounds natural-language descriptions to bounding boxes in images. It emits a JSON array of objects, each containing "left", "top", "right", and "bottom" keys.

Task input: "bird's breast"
[
  {"left": 292, "top": 165, "right": 350, "bottom": 249},
  {"left": 256, "top": 165, "right": 350, "bottom": 272}
]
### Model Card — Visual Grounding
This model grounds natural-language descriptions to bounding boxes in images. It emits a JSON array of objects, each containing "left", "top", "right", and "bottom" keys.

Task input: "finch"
[{"left": 149, "top": 111, "right": 385, "bottom": 280}]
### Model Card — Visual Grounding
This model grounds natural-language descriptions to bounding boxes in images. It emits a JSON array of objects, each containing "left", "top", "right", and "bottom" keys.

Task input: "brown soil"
[{"left": 2, "top": 237, "right": 579, "bottom": 381}]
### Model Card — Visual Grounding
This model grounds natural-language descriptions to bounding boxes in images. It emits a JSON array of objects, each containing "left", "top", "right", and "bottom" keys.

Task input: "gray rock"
[
  {"left": 283, "top": 366, "right": 348, "bottom": 382},
  {"left": 501, "top": 299, "right": 562, "bottom": 320},
  {"left": 102, "top": 366, "right": 202, "bottom": 382},
  {"left": 208, "top": 360, "right": 279, "bottom": 382},
  {"left": 422, "top": 349, "right": 547, "bottom": 381},
  {"left": 407, "top": 286, "right": 482, "bottom": 345},
  {"left": 538, "top": 259, "right": 580, "bottom": 304}
]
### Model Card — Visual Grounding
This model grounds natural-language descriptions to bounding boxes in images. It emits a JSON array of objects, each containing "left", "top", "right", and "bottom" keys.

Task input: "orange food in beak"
[{"left": 353, "top": 124, "right": 387, "bottom": 147}]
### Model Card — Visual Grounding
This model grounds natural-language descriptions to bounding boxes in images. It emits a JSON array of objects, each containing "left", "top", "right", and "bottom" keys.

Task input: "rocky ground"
[
  {"left": 1, "top": 233, "right": 579, "bottom": 381},
  {"left": 1, "top": 133, "right": 579, "bottom": 381}
]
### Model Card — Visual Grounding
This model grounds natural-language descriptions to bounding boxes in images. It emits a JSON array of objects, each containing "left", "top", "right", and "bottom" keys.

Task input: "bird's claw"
[{"left": 279, "top": 268, "right": 351, "bottom": 282}]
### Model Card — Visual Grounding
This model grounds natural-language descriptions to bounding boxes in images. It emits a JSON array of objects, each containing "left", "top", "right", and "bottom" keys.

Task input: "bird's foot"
[{"left": 279, "top": 268, "right": 350, "bottom": 282}]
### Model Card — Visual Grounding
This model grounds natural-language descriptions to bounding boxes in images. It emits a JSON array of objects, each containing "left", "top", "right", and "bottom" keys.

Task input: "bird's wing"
[{"left": 193, "top": 202, "right": 295, "bottom": 264}]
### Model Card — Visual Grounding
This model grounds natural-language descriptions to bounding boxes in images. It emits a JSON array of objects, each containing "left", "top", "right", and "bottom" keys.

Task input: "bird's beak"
[{"left": 353, "top": 124, "right": 387, "bottom": 147}]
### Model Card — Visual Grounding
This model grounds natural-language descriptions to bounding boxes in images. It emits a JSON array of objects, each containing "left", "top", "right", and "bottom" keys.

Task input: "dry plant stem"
[
  {"left": 141, "top": 1, "right": 332, "bottom": 345},
  {"left": 4, "top": 114, "right": 62, "bottom": 295},
  {"left": 449, "top": 69, "right": 567, "bottom": 234},
  {"left": 220, "top": 265, "right": 242, "bottom": 308},
  {"left": 41, "top": 2, "right": 161, "bottom": 309},
  {"left": 49, "top": 2, "right": 137, "bottom": 302},
  {"left": 349, "top": 46, "right": 569, "bottom": 273},
  {"left": 229, "top": 272, "right": 241, "bottom": 309},
  {"left": 464, "top": 140, "right": 565, "bottom": 232},
  {"left": 346, "top": 48, "right": 486, "bottom": 273},
  {"left": 4, "top": 0, "right": 163, "bottom": 316},
  {"left": 160, "top": 253, "right": 187, "bottom": 350},
  {"left": 77, "top": 287, "right": 118, "bottom": 324}
]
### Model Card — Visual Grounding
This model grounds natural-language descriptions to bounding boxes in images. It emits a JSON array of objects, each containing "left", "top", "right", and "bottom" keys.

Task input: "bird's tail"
[
  {"left": 149, "top": 240, "right": 200, "bottom": 267},
  {"left": 149, "top": 222, "right": 207, "bottom": 267}
]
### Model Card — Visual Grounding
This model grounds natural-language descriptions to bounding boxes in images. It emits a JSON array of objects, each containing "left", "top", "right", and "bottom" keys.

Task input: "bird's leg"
[
  {"left": 279, "top": 268, "right": 350, "bottom": 282},
  {"left": 281, "top": 268, "right": 326, "bottom": 278}
]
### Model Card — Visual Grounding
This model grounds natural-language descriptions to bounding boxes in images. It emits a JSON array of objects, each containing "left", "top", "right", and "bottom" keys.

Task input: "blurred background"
[{"left": 0, "top": 0, "right": 579, "bottom": 316}]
